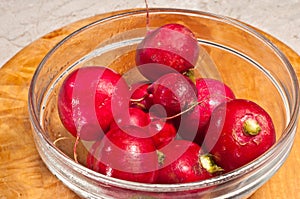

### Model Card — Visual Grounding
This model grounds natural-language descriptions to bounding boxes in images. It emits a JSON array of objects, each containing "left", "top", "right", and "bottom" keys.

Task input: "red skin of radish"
[
  {"left": 110, "top": 107, "right": 151, "bottom": 130},
  {"left": 136, "top": 23, "right": 199, "bottom": 81},
  {"left": 179, "top": 78, "right": 235, "bottom": 145},
  {"left": 148, "top": 119, "right": 177, "bottom": 149},
  {"left": 157, "top": 140, "right": 213, "bottom": 184},
  {"left": 109, "top": 104, "right": 176, "bottom": 150},
  {"left": 86, "top": 126, "right": 158, "bottom": 183},
  {"left": 129, "top": 82, "right": 153, "bottom": 111},
  {"left": 204, "top": 99, "right": 276, "bottom": 172},
  {"left": 149, "top": 73, "right": 198, "bottom": 117},
  {"left": 57, "top": 66, "right": 128, "bottom": 141},
  {"left": 109, "top": 106, "right": 176, "bottom": 150}
]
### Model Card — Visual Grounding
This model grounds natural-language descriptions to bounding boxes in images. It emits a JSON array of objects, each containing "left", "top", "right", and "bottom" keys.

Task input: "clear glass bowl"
[{"left": 28, "top": 8, "right": 299, "bottom": 199}]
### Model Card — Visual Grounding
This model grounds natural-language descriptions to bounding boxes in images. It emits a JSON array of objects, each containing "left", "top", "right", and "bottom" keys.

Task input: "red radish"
[
  {"left": 57, "top": 66, "right": 128, "bottom": 141},
  {"left": 178, "top": 78, "right": 235, "bottom": 144},
  {"left": 148, "top": 119, "right": 177, "bottom": 149},
  {"left": 157, "top": 140, "right": 222, "bottom": 184},
  {"left": 204, "top": 99, "right": 276, "bottom": 172},
  {"left": 136, "top": 23, "right": 199, "bottom": 81},
  {"left": 129, "top": 82, "right": 153, "bottom": 111},
  {"left": 149, "top": 73, "right": 198, "bottom": 117},
  {"left": 110, "top": 107, "right": 151, "bottom": 130},
  {"left": 86, "top": 126, "right": 158, "bottom": 183}
]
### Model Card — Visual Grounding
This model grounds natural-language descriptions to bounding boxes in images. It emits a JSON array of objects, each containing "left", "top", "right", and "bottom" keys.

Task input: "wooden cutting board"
[{"left": 0, "top": 9, "right": 299, "bottom": 199}]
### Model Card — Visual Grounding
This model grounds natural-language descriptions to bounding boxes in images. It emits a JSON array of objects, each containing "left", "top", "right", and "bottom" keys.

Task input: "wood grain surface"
[{"left": 0, "top": 10, "right": 299, "bottom": 199}]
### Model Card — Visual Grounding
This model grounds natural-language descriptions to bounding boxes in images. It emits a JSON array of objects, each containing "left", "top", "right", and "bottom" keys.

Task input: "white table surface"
[{"left": 0, "top": 0, "right": 299, "bottom": 68}]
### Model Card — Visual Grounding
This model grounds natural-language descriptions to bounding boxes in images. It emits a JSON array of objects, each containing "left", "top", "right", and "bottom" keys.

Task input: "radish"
[
  {"left": 86, "top": 126, "right": 158, "bottom": 183},
  {"left": 136, "top": 23, "right": 199, "bottom": 81},
  {"left": 149, "top": 73, "right": 198, "bottom": 117},
  {"left": 148, "top": 119, "right": 177, "bottom": 149},
  {"left": 109, "top": 107, "right": 151, "bottom": 130},
  {"left": 157, "top": 140, "right": 222, "bottom": 184},
  {"left": 204, "top": 99, "right": 276, "bottom": 172},
  {"left": 178, "top": 78, "right": 235, "bottom": 145},
  {"left": 129, "top": 81, "right": 153, "bottom": 111},
  {"left": 57, "top": 66, "right": 128, "bottom": 141}
]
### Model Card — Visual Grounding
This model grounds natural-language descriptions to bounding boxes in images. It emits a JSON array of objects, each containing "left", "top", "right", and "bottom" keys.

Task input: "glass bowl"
[{"left": 28, "top": 8, "right": 299, "bottom": 199}]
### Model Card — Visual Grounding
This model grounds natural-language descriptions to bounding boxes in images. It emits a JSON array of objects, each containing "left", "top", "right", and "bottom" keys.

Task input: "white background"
[{"left": 0, "top": 0, "right": 299, "bottom": 67}]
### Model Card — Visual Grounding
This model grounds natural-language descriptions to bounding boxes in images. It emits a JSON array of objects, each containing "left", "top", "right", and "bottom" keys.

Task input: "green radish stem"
[
  {"left": 183, "top": 69, "right": 196, "bottom": 84},
  {"left": 200, "top": 154, "right": 223, "bottom": 174},
  {"left": 243, "top": 118, "right": 261, "bottom": 136},
  {"left": 157, "top": 150, "right": 165, "bottom": 167}
]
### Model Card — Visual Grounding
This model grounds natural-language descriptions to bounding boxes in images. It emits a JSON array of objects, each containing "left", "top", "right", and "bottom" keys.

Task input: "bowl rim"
[{"left": 28, "top": 8, "right": 300, "bottom": 192}]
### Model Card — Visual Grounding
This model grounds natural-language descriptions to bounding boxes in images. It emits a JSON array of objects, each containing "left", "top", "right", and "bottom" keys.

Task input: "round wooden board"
[{"left": 0, "top": 9, "right": 299, "bottom": 199}]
